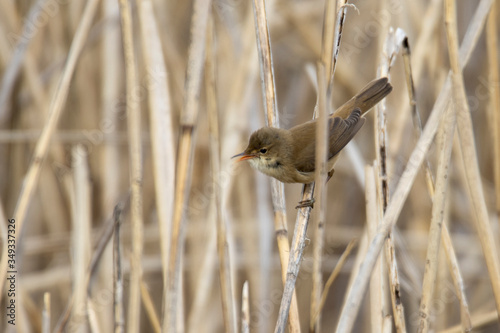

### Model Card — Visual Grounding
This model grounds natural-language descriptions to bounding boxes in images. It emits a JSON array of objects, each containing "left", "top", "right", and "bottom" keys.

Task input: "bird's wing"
[{"left": 292, "top": 108, "right": 365, "bottom": 173}]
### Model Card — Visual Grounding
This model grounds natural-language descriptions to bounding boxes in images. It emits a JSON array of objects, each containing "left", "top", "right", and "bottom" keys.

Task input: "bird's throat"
[{"left": 248, "top": 157, "right": 283, "bottom": 177}]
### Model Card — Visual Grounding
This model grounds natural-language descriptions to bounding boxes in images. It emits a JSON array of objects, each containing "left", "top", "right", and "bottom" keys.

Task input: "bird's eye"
[{"left": 260, "top": 148, "right": 268, "bottom": 154}]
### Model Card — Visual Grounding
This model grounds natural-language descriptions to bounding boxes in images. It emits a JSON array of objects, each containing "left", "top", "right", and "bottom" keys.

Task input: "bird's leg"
[{"left": 295, "top": 198, "right": 315, "bottom": 209}]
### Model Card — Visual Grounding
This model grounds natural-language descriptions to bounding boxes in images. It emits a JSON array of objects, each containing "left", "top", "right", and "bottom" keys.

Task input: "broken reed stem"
[
  {"left": 113, "top": 204, "right": 125, "bottom": 333},
  {"left": 241, "top": 281, "right": 250, "bottom": 333},
  {"left": 335, "top": 2, "right": 493, "bottom": 330},
  {"left": 391, "top": 0, "right": 442, "bottom": 156},
  {"left": 166, "top": 0, "right": 212, "bottom": 330},
  {"left": 328, "top": 0, "right": 349, "bottom": 93},
  {"left": 401, "top": 32, "right": 471, "bottom": 331},
  {"left": 486, "top": 0, "right": 500, "bottom": 226},
  {"left": 11, "top": 0, "right": 99, "bottom": 266},
  {"left": 206, "top": 18, "right": 238, "bottom": 333},
  {"left": 117, "top": 0, "right": 144, "bottom": 330},
  {"left": 251, "top": 0, "right": 301, "bottom": 332},
  {"left": 401, "top": 37, "right": 435, "bottom": 197},
  {"left": 448, "top": 0, "right": 500, "bottom": 318},
  {"left": 135, "top": 0, "right": 175, "bottom": 326},
  {"left": 309, "top": 63, "right": 329, "bottom": 333}
]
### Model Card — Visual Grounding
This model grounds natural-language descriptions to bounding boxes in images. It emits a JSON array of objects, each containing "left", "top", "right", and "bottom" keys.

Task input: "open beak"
[{"left": 232, "top": 152, "right": 256, "bottom": 162}]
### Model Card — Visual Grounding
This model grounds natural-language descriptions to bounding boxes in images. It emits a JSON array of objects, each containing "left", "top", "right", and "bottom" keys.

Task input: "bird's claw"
[{"left": 295, "top": 198, "right": 315, "bottom": 209}]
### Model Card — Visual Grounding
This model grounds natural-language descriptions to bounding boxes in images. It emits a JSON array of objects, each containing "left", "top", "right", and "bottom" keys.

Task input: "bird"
[{"left": 232, "top": 77, "right": 392, "bottom": 184}]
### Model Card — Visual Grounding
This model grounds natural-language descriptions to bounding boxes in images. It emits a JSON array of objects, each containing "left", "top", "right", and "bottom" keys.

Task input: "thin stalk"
[
  {"left": 136, "top": 0, "right": 175, "bottom": 327},
  {"left": 166, "top": 0, "right": 212, "bottom": 330},
  {"left": 486, "top": 0, "right": 500, "bottom": 233},
  {"left": 117, "top": 0, "right": 144, "bottom": 331},
  {"left": 309, "top": 63, "right": 329, "bottom": 333},
  {"left": 207, "top": 17, "right": 238, "bottom": 333}
]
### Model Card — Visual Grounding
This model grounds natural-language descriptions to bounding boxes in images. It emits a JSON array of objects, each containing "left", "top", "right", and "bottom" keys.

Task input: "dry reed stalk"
[
  {"left": 401, "top": 37, "right": 435, "bottom": 198},
  {"left": 139, "top": 280, "right": 161, "bottom": 333},
  {"left": 11, "top": 0, "right": 99, "bottom": 263},
  {"left": 486, "top": 0, "right": 500, "bottom": 229},
  {"left": 417, "top": 100, "right": 456, "bottom": 333},
  {"left": 186, "top": 218, "right": 217, "bottom": 333},
  {"left": 309, "top": 63, "right": 329, "bottom": 333},
  {"left": 366, "top": 164, "right": 383, "bottom": 333},
  {"left": 335, "top": 1, "right": 493, "bottom": 330},
  {"left": 321, "top": 0, "right": 336, "bottom": 81},
  {"left": 328, "top": 0, "right": 350, "bottom": 92},
  {"left": 241, "top": 281, "right": 250, "bottom": 333},
  {"left": 135, "top": 0, "right": 175, "bottom": 327},
  {"left": 376, "top": 28, "right": 407, "bottom": 333},
  {"left": 445, "top": 0, "right": 500, "bottom": 319},
  {"left": 167, "top": 0, "right": 212, "bottom": 330},
  {"left": 441, "top": 224, "right": 472, "bottom": 331},
  {"left": 251, "top": 0, "right": 301, "bottom": 331},
  {"left": 42, "top": 292, "right": 50, "bottom": 333},
  {"left": 309, "top": 1, "right": 337, "bottom": 328},
  {"left": 401, "top": 31, "right": 471, "bottom": 331},
  {"left": 309, "top": 63, "right": 329, "bottom": 332},
  {"left": 69, "top": 145, "right": 92, "bottom": 331},
  {"left": 206, "top": 17, "right": 238, "bottom": 333},
  {"left": 312, "top": 239, "right": 357, "bottom": 326},
  {"left": 274, "top": 184, "right": 313, "bottom": 333},
  {"left": 113, "top": 204, "right": 125, "bottom": 333},
  {"left": 97, "top": 1, "right": 122, "bottom": 329},
  {"left": 117, "top": 0, "right": 144, "bottom": 331},
  {"left": 309, "top": 3, "right": 335, "bottom": 328}
]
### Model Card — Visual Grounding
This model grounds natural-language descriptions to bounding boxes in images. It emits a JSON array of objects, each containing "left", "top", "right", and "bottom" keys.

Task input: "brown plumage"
[{"left": 233, "top": 77, "right": 392, "bottom": 183}]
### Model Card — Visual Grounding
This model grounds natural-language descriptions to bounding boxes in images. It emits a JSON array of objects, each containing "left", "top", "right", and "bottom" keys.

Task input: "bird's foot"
[{"left": 295, "top": 198, "right": 315, "bottom": 209}]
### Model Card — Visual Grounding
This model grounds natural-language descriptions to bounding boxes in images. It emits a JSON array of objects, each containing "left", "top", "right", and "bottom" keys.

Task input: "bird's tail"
[{"left": 333, "top": 77, "right": 393, "bottom": 118}]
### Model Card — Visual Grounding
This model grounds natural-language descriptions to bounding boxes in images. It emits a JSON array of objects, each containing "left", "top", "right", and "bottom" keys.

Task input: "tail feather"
[{"left": 333, "top": 77, "right": 393, "bottom": 119}]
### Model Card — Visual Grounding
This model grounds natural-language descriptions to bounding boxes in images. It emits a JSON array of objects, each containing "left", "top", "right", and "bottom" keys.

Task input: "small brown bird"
[{"left": 232, "top": 77, "right": 392, "bottom": 183}]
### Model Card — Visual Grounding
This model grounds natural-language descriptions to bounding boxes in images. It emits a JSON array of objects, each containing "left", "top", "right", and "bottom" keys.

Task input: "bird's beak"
[{"left": 232, "top": 152, "right": 256, "bottom": 162}]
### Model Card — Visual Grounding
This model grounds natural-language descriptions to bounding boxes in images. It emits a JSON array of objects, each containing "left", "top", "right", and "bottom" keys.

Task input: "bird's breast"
[{"left": 248, "top": 157, "right": 314, "bottom": 183}]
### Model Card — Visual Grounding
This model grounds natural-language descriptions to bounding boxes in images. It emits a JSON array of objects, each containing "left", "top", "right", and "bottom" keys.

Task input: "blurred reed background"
[{"left": 0, "top": 0, "right": 499, "bottom": 332}]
